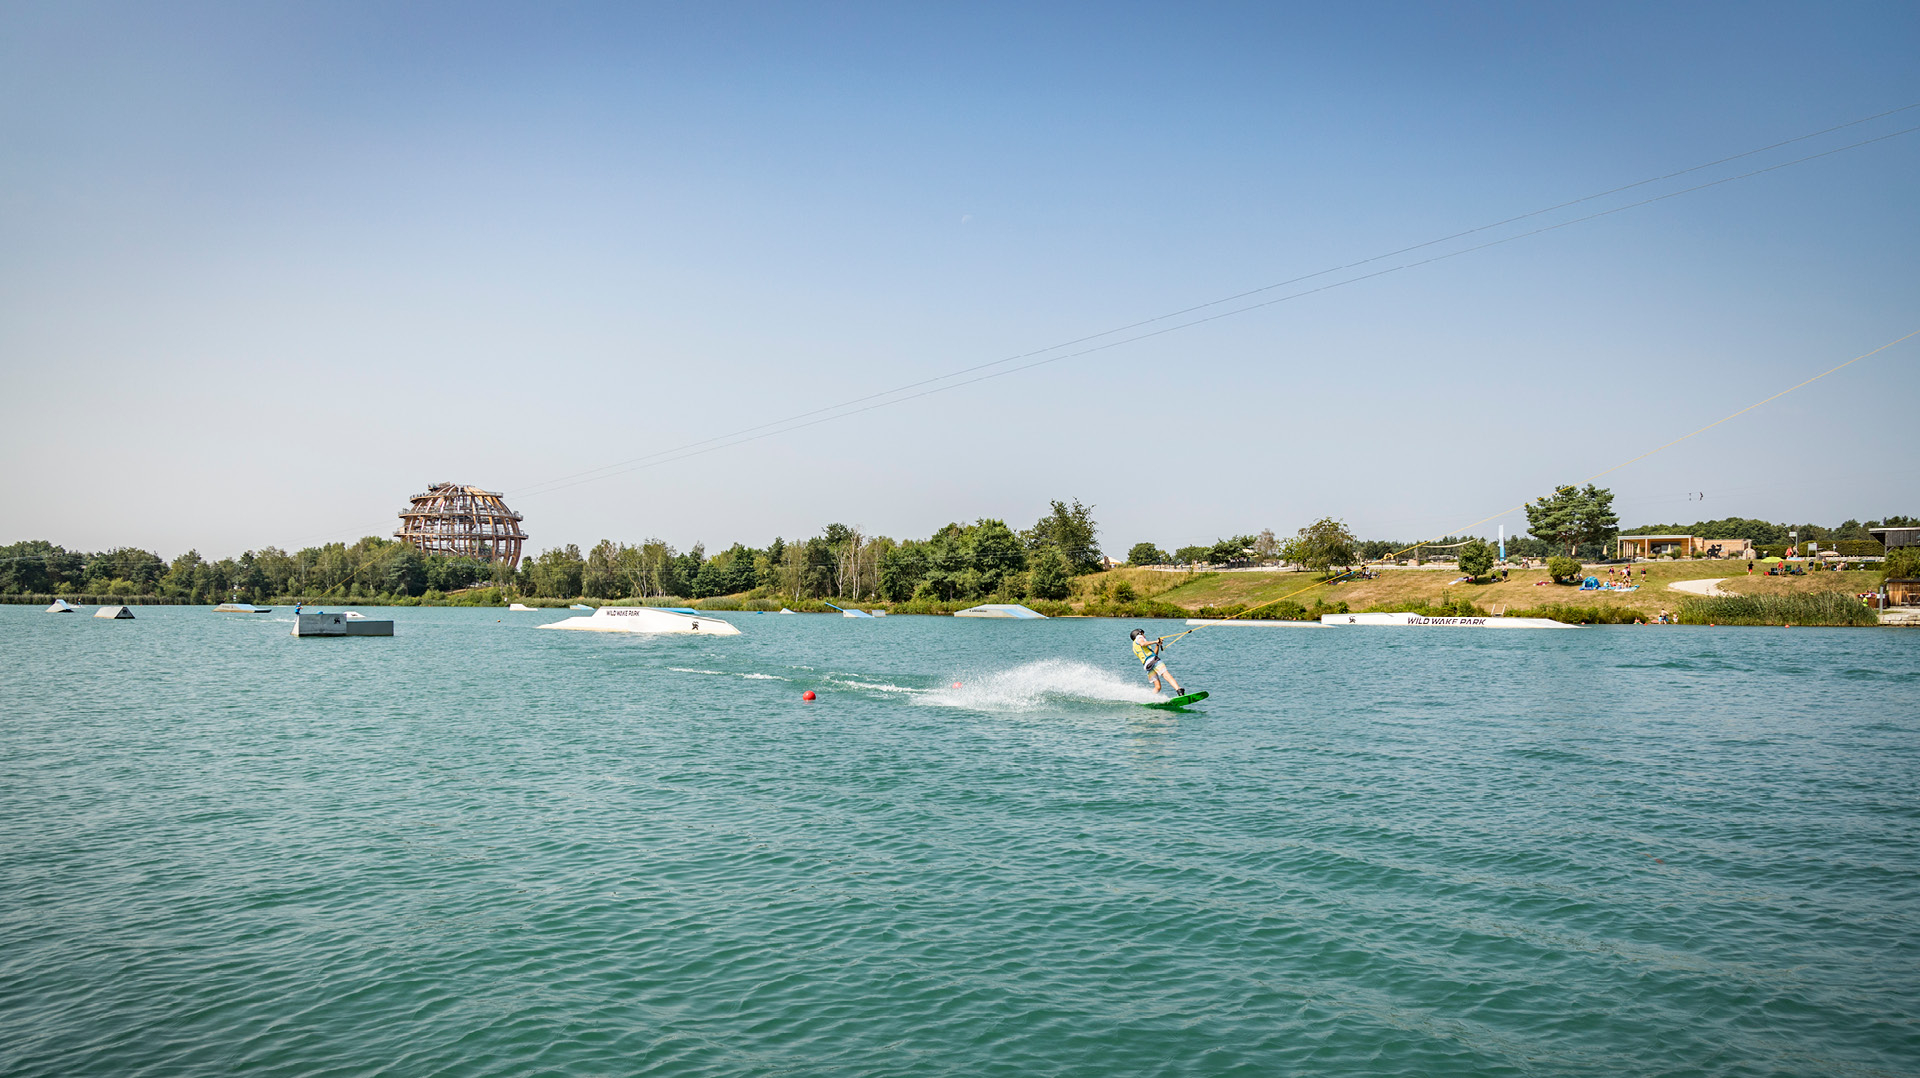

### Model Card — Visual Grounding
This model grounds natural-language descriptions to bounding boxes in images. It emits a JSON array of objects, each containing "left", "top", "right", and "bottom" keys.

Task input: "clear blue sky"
[{"left": 3, "top": 2, "right": 1916, "bottom": 559}]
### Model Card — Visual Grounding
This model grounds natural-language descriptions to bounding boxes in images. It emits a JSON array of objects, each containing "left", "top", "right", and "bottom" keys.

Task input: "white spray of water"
[
  {"left": 670, "top": 667, "right": 790, "bottom": 682},
  {"left": 915, "top": 659, "right": 1160, "bottom": 712}
]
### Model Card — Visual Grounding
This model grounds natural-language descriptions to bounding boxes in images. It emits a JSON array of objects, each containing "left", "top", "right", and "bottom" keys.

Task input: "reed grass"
[{"left": 1676, "top": 591, "right": 1879, "bottom": 626}]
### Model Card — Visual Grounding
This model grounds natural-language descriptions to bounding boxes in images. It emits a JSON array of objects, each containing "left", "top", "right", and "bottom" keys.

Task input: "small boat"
[
  {"left": 45, "top": 599, "right": 76, "bottom": 613},
  {"left": 215, "top": 602, "right": 272, "bottom": 613},
  {"left": 538, "top": 606, "right": 740, "bottom": 636}
]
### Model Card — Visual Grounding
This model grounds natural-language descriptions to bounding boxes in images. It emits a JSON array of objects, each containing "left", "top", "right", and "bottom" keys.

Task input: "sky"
[{"left": 2, "top": 1, "right": 1916, "bottom": 561}]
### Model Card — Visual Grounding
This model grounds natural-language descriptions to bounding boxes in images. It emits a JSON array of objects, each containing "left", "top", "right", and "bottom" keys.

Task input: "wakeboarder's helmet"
[{"left": 1129, "top": 628, "right": 1146, "bottom": 639}]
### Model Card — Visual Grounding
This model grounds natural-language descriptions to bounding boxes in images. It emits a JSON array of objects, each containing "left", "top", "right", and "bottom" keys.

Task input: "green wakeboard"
[{"left": 1143, "top": 690, "right": 1208, "bottom": 710}]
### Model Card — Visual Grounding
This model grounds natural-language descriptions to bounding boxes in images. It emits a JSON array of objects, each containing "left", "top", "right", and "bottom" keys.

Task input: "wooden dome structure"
[{"left": 394, "top": 482, "right": 528, "bottom": 568}]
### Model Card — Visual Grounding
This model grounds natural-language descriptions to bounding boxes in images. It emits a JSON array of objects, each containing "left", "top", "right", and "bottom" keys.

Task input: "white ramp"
[
  {"left": 1321, "top": 612, "right": 1575, "bottom": 628},
  {"left": 1183, "top": 618, "right": 1324, "bottom": 628},
  {"left": 539, "top": 606, "right": 740, "bottom": 636}
]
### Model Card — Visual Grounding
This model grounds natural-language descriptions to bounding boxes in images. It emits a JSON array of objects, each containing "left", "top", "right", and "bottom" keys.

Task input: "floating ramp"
[
  {"left": 1184, "top": 618, "right": 1324, "bottom": 628},
  {"left": 954, "top": 604, "right": 1047, "bottom": 619},
  {"left": 94, "top": 605, "right": 135, "bottom": 619},
  {"left": 215, "top": 603, "right": 271, "bottom": 613},
  {"left": 45, "top": 599, "right": 76, "bottom": 613},
  {"left": 1320, "top": 612, "right": 1574, "bottom": 629},
  {"left": 539, "top": 606, "right": 740, "bottom": 636}
]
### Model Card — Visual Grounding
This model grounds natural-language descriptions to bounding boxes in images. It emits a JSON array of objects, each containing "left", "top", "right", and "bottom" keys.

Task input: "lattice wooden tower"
[{"left": 394, "top": 482, "right": 528, "bottom": 568}]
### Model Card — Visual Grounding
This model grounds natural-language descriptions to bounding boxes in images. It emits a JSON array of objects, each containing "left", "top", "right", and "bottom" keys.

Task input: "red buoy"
[{"left": 801, "top": 690, "right": 816, "bottom": 701}]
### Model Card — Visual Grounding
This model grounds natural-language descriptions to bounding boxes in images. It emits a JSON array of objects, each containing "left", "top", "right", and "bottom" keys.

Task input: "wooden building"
[
  {"left": 1869, "top": 526, "right": 1920, "bottom": 552},
  {"left": 394, "top": 482, "right": 528, "bottom": 568},
  {"left": 1617, "top": 535, "right": 1752, "bottom": 559}
]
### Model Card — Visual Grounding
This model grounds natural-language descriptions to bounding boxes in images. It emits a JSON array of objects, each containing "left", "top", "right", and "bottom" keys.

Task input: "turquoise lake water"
[{"left": 2, "top": 605, "right": 1917, "bottom": 1076}]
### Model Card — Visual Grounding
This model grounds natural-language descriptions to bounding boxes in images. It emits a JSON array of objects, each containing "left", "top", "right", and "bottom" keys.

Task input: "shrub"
[
  {"left": 1112, "top": 581, "right": 1136, "bottom": 602},
  {"left": 1458, "top": 538, "right": 1495, "bottom": 581},
  {"left": 1884, "top": 548, "right": 1920, "bottom": 579},
  {"left": 1546, "top": 555, "right": 1583, "bottom": 583}
]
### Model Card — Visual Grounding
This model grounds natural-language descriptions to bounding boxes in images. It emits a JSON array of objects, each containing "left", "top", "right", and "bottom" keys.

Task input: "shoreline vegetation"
[
  {"left": 5, "top": 502, "right": 1912, "bottom": 627},
  {"left": 2, "top": 560, "right": 1897, "bottom": 627}
]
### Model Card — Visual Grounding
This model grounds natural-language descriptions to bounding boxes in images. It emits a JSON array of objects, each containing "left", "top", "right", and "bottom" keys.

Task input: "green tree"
[
  {"left": 583, "top": 540, "right": 626, "bottom": 599},
  {"left": 1546, "top": 555, "right": 1583, "bottom": 583},
  {"left": 1528, "top": 484, "right": 1617, "bottom": 556},
  {"left": 1172, "top": 545, "right": 1211, "bottom": 564},
  {"left": 1457, "top": 538, "right": 1495, "bottom": 582},
  {"left": 1356, "top": 539, "right": 1402, "bottom": 561},
  {"left": 84, "top": 547, "right": 166, "bottom": 592},
  {"left": 1577, "top": 484, "right": 1619, "bottom": 552},
  {"left": 1526, "top": 486, "right": 1584, "bottom": 556},
  {"left": 1284, "top": 518, "right": 1357, "bottom": 575},
  {"left": 527, "top": 545, "right": 585, "bottom": 598},
  {"left": 1209, "top": 535, "right": 1256, "bottom": 564},
  {"left": 879, "top": 543, "right": 927, "bottom": 601},
  {"left": 1126, "top": 542, "right": 1168, "bottom": 566},
  {"left": 1028, "top": 548, "right": 1072, "bottom": 600},
  {"left": 0, "top": 540, "right": 80, "bottom": 593},
  {"left": 969, "top": 519, "right": 1026, "bottom": 593},
  {"left": 1025, "top": 499, "right": 1101, "bottom": 575},
  {"left": 162, "top": 550, "right": 204, "bottom": 598},
  {"left": 384, "top": 548, "right": 427, "bottom": 596}
]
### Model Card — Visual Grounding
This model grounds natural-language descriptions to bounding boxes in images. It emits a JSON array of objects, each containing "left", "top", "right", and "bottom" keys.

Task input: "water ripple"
[{"left": 2, "top": 608, "right": 1917, "bottom": 1076}]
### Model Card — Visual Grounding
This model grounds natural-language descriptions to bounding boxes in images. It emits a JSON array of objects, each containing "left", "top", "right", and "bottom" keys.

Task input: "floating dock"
[
  {"left": 294, "top": 612, "right": 394, "bottom": 636},
  {"left": 215, "top": 603, "right": 272, "bottom": 613}
]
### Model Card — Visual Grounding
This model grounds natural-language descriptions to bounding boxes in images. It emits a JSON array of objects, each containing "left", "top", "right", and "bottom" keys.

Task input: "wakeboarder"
[{"left": 1129, "top": 628, "right": 1185, "bottom": 695}]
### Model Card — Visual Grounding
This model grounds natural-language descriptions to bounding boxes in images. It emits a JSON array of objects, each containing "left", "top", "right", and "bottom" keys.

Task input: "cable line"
[
  {"left": 507, "top": 107, "right": 1919, "bottom": 501},
  {"left": 1177, "top": 328, "right": 1920, "bottom": 632}
]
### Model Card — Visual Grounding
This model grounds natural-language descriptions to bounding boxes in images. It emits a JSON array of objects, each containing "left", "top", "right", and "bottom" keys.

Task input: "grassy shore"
[
  {"left": 1071, "top": 562, "right": 1883, "bottom": 621},
  {"left": 8, "top": 560, "right": 1884, "bottom": 625}
]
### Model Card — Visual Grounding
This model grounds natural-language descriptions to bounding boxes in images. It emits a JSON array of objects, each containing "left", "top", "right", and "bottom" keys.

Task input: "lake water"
[{"left": 3, "top": 605, "right": 1917, "bottom": 1076}]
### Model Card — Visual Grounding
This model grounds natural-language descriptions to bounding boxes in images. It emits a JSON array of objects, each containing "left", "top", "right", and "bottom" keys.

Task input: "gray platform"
[{"left": 293, "top": 612, "right": 394, "bottom": 637}]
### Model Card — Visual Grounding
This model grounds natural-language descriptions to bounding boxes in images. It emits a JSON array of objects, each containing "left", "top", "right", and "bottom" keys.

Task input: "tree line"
[
  {"left": 0, "top": 499, "right": 1103, "bottom": 605},
  {"left": 0, "top": 537, "right": 508, "bottom": 603},
  {"left": 7, "top": 496, "right": 1909, "bottom": 604}
]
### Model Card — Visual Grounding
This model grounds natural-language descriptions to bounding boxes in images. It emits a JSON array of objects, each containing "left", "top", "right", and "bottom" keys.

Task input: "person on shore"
[{"left": 1129, "top": 629, "right": 1185, "bottom": 695}]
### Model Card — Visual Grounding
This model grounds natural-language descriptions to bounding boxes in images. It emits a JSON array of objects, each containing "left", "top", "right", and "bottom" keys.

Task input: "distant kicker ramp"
[
  {"left": 1183, "top": 619, "right": 1325, "bottom": 628},
  {"left": 1320, "top": 612, "right": 1576, "bottom": 628}
]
